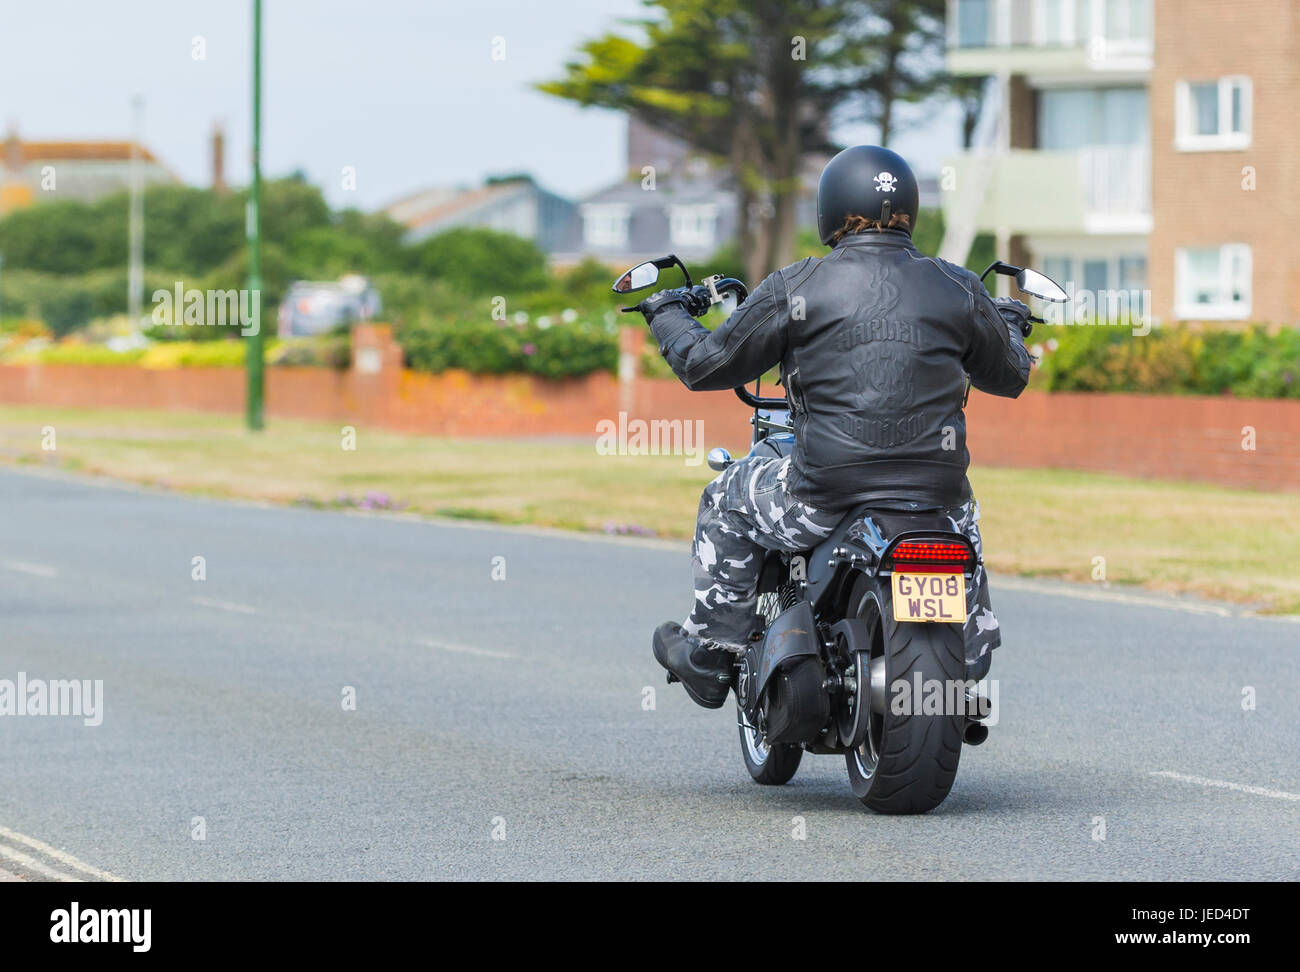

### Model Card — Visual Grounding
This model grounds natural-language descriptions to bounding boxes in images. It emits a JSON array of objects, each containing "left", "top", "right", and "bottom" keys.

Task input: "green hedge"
[
  {"left": 396, "top": 315, "right": 618, "bottom": 380},
  {"left": 1034, "top": 324, "right": 1300, "bottom": 398}
]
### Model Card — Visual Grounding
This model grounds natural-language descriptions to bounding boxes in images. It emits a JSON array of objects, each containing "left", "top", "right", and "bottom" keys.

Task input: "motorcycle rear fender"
[
  {"left": 753, "top": 599, "right": 819, "bottom": 702},
  {"left": 806, "top": 508, "right": 975, "bottom": 610}
]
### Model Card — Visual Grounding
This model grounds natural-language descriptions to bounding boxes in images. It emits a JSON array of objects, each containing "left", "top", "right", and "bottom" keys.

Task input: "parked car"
[{"left": 277, "top": 275, "right": 381, "bottom": 337}]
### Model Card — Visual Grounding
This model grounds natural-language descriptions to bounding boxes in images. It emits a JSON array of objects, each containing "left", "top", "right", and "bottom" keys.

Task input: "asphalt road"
[{"left": 1, "top": 467, "right": 1297, "bottom": 881}]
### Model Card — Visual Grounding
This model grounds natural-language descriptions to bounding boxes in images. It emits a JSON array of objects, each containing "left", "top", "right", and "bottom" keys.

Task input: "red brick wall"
[
  {"left": 964, "top": 389, "right": 1297, "bottom": 491},
  {"left": 0, "top": 364, "right": 1295, "bottom": 492}
]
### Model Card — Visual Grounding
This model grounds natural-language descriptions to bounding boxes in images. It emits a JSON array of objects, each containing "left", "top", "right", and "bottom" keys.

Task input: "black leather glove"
[
  {"left": 636, "top": 288, "right": 689, "bottom": 321},
  {"left": 993, "top": 297, "right": 1033, "bottom": 338}
]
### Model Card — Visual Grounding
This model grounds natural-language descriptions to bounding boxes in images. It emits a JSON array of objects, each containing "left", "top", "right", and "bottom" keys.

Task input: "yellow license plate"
[{"left": 891, "top": 572, "right": 967, "bottom": 624}]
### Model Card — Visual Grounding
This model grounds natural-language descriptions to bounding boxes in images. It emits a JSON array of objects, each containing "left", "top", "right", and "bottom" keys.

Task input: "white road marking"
[
  {"left": 0, "top": 825, "right": 122, "bottom": 881},
  {"left": 1150, "top": 771, "right": 1300, "bottom": 802},
  {"left": 0, "top": 842, "right": 79, "bottom": 882},
  {"left": 992, "top": 576, "right": 1234, "bottom": 617},
  {"left": 2, "top": 559, "right": 58, "bottom": 578},
  {"left": 418, "top": 638, "right": 517, "bottom": 660},
  {"left": 190, "top": 596, "right": 258, "bottom": 615}
]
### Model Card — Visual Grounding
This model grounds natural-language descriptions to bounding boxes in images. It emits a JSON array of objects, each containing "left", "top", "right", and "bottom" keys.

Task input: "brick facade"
[{"left": 1149, "top": 0, "right": 1300, "bottom": 326}]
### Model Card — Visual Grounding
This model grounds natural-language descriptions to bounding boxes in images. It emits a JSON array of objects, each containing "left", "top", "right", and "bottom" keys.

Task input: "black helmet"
[{"left": 816, "top": 145, "right": 920, "bottom": 245}]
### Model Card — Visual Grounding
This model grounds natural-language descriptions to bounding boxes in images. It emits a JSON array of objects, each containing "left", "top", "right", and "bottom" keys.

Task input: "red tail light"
[{"left": 889, "top": 540, "right": 973, "bottom": 573}]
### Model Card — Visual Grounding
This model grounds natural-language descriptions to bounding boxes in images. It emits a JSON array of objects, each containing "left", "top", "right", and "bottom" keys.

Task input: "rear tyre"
[
  {"left": 843, "top": 574, "right": 964, "bottom": 814},
  {"left": 738, "top": 590, "right": 803, "bottom": 785}
]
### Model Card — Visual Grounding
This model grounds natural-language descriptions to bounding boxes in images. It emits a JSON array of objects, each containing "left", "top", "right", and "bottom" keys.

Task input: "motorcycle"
[{"left": 614, "top": 255, "right": 1068, "bottom": 813}]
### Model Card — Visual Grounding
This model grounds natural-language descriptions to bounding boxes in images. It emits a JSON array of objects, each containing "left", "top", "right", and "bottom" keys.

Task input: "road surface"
[{"left": 1, "top": 467, "right": 1297, "bottom": 880}]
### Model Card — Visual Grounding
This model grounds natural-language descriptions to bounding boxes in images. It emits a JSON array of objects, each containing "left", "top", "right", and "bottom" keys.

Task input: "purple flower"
[{"left": 521, "top": 342, "right": 537, "bottom": 356}]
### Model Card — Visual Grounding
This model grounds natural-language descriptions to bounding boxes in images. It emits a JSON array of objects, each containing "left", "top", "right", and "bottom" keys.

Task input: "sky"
[{"left": 0, "top": 0, "right": 963, "bottom": 211}]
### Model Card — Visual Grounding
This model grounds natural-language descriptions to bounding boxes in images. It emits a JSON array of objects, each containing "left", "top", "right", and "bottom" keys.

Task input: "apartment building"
[{"left": 942, "top": 0, "right": 1299, "bottom": 326}]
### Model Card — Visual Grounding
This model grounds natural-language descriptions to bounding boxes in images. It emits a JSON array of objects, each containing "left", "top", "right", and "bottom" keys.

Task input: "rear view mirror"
[
  {"left": 1016, "top": 268, "right": 1069, "bottom": 303},
  {"left": 613, "top": 262, "right": 660, "bottom": 294},
  {"left": 980, "top": 261, "right": 1069, "bottom": 303}
]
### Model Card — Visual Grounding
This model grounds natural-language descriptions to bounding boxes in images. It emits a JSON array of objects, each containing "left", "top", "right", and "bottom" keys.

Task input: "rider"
[{"left": 641, "top": 145, "right": 1033, "bottom": 710}]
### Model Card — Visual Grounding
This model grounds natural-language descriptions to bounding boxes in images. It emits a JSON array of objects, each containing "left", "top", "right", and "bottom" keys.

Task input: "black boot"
[{"left": 652, "top": 622, "right": 736, "bottom": 709}]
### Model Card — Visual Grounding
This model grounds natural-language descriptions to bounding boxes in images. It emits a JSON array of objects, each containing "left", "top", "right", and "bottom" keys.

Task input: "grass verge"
[{"left": 2, "top": 403, "right": 1297, "bottom": 613}]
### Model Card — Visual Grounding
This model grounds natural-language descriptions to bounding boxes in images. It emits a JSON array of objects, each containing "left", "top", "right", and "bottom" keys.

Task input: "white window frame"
[
  {"left": 668, "top": 204, "right": 718, "bottom": 250},
  {"left": 581, "top": 203, "right": 630, "bottom": 249},
  {"left": 1175, "top": 76, "right": 1252, "bottom": 151},
  {"left": 1175, "top": 244, "right": 1252, "bottom": 320}
]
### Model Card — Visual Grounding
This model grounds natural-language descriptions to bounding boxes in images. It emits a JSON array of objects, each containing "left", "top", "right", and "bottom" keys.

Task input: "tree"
[
  {"left": 542, "top": 0, "right": 949, "bottom": 280},
  {"left": 838, "top": 0, "right": 950, "bottom": 147},
  {"left": 948, "top": 75, "right": 988, "bottom": 149},
  {"left": 542, "top": 0, "right": 842, "bottom": 282}
]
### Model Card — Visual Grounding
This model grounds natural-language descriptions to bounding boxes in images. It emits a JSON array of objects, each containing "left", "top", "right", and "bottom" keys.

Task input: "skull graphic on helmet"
[{"left": 873, "top": 171, "right": 898, "bottom": 193}]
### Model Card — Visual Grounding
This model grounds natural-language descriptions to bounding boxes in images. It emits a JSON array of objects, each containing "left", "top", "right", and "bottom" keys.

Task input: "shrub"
[
  {"left": 396, "top": 315, "right": 617, "bottom": 379},
  {"left": 138, "top": 341, "right": 270, "bottom": 369},
  {"left": 269, "top": 335, "right": 351, "bottom": 370},
  {"left": 1033, "top": 323, "right": 1300, "bottom": 399}
]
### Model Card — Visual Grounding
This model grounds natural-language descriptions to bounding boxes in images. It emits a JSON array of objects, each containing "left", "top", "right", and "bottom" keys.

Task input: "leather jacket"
[{"left": 646, "top": 229, "right": 1031, "bottom": 511}]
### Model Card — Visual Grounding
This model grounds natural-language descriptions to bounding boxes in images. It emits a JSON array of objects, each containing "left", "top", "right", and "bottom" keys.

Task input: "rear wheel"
[
  {"left": 843, "top": 575, "right": 964, "bottom": 814},
  {"left": 738, "top": 591, "right": 803, "bottom": 785}
]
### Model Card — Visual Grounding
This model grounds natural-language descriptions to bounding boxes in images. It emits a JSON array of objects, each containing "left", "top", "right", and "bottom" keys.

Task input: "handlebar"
[{"left": 734, "top": 386, "right": 788, "bottom": 410}]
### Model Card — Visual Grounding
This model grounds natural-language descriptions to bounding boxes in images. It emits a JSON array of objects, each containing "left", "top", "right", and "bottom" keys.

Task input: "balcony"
[
  {"left": 947, "top": 0, "right": 1153, "bottom": 76},
  {"left": 941, "top": 145, "right": 1150, "bottom": 237}
]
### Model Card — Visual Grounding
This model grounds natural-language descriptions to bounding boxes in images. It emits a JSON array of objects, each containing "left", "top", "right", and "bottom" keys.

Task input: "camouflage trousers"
[{"left": 682, "top": 455, "right": 1001, "bottom": 676}]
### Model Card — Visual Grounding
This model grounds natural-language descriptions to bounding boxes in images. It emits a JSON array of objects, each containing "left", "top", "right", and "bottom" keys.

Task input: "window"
[
  {"left": 1103, "top": 0, "right": 1152, "bottom": 43},
  {"left": 582, "top": 204, "right": 629, "bottom": 249},
  {"left": 1038, "top": 0, "right": 1070, "bottom": 46},
  {"left": 1035, "top": 251, "right": 1148, "bottom": 321},
  {"left": 1176, "top": 77, "right": 1251, "bottom": 150},
  {"left": 1082, "top": 259, "right": 1109, "bottom": 295},
  {"left": 668, "top": 204, "right": 718, "bottom": 250},
  {"left": 1175, "top": 244, "right": 1251, "bottom": 319},
  {"left": 1043, "top": 256, "right": 1074, "bottom": 291},
  {"left": 1038, "top": 87, "right": 1147, "bottom": 149},
  {"left": 953, "top": 0, "right": 992, "bottom": 48},
  {"left": 1070, "top": 0, "right": 1153, "bottom": 50},
  {"left": 1117, "top": 255, "right": 1147, "bottom": 292}
]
